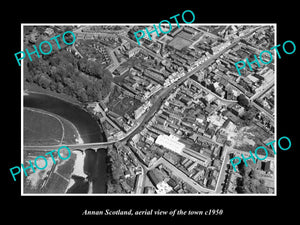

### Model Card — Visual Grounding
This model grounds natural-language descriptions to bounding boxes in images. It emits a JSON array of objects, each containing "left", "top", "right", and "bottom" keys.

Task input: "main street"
[{"left": 117, "top": 36, "right": 242, "bottom": 142}]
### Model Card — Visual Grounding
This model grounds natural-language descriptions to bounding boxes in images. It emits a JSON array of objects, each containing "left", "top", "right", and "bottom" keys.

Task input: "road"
[
  {"left": 252, "top": 101, "right": 274, "bottom": 123},
  {"left": 188, "top": 79, "right": 238, "bottom": 104},
  {"left": 250, "top": 79, "right": 274, "bottom": 102},
  {"left": 215, "top": 146, "right": 228, "bottom": 194},
  {"left": 135, "top": 166, "right": 146, "bottom": 194},
  {"left": 249, "top": 78, "right": 274, "bottom": 123}
]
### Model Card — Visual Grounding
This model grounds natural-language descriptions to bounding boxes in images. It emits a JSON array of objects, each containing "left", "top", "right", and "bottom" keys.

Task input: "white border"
[
  {"left": 21, "top": 25, "right": 24, "bottom": 195},
  {"left": 21, "top": 23, "right": 277, "bottom": 196}
]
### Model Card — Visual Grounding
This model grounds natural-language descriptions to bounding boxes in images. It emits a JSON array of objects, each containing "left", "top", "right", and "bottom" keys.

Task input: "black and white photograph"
[
  {"left": 3, "top": 4, "right": 299, "bottom": 223},
  {"left": 21, "top": 24, "right": 277, "bottom": 196}
]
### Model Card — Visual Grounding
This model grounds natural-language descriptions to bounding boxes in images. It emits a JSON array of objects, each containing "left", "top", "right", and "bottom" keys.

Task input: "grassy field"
[
  {"left": 232, "top": 123, "right": 274, "bottom": 156},
  {"left": 60, "top": 118, "right": 81, "bottom": 145},
  {"left": 43, "top": 173, "right": 69, "bottom": 193},
  {"left": 24, "top": 108, "right": 80, "bottom": 146},
  {"left": 24, "top": 108, "right": 63, "bottom": 146},
  {"left": 168, "top": 36, "right": 192, "bottom": 50}
]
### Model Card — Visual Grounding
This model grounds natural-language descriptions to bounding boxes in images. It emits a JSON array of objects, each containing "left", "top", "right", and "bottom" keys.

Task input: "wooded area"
[{"left": 24, "top": 48, "right": 113, "bottom": 103}]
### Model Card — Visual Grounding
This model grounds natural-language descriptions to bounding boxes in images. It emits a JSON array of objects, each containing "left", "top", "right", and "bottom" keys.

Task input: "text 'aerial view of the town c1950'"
[{"left": 22, "top": 24, "right": 276, "bottom": 195}]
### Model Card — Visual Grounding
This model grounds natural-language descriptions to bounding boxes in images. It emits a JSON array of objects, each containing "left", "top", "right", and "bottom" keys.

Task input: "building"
[
  {"left": 222, "top": 120, "right": 237, "bottom": 133},
  {"left": 182, "top": 148, "right": 210, "bottom": 167},
  {"left": 156, "top": 181, "right": 173, "bottom": 194},
  {"left": 223, "top": 110, "right": 239, "bottom": 123},
  {"left": 196, "top": 114, "right": 206, "bottom": 124},
  {"left": 144, "top": 186, "right": 156, "bottom": 194},
  {"left": 247, "top": 75, "right": 260, "bottom": 85},
  {"left": 122, "top": 39, "right": 131, "bottom": 49},
  {"left": 134, "top": 101, "right": 152, "bottom": 120},
  {"left": 114, "top": 66, "right": 129, "bottom": 76},
  {"left": 163, "top": 152, "right": 178, "bottom": 165},
  {"left": 155, "top": 134, "right": 185, "bottom": 155},
  {"left": 99, "top": 101, "right": 108, "bottom": 112},
  {"left": 207, "top": 113, "right": 226, "bottom": 127},
  {"left": 194, "top": 169, "right": 205, "bottom": 180},
  {"left": 155, "top": 136, "right": 210, "bottom": 167},
  {"left": 261, "top": 69, "right": 274, "bottom": 83},
  {"left": 126, "top": 46, "right": 141, "bottom": 58},
  {"left": 44, "top": 27, "right": 54, "bottom": 36},
  {"left": 187, "top": 162, "right": 198, "bottom": 172},
  {"left": 211, "top": 41, "right": 231, "bottom": 54},
  {"left": 147, "top": 170, "right": 160, "bottom": 187},
  {"left": 230, "top": 104, "right": 245, "bottom": 117},
  {"left": 261, "top": 161, "right": 271, "bottom": 172},
  {"left": 183, "top": 26, "right": 198, "bottom": 35},
  {"left": 86, "top": 102, "right": 102, "bottom": 115},
  {"left": 205, "top": 93, "right": 216, "bottom": 104}
]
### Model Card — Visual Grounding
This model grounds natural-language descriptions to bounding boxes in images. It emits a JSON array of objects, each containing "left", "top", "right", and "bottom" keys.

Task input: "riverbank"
[
  {"left": 65, "top": 150, "right": 88, "bottom": 193},
  {"left": 67, "top": 120, "right": 84, "bottom": 144},
  {"left": 24, "top": 82, "right": 82, "bottom": 107},
  {"left": 24, "top": 106, "right": 83, "bottom": 146},
  {"left": 24, "top": 92, "right": 108, "bottom": 193},
  {"left": 24, "top": 107, "right": 64, "bottom": 146},
  {"left": 24, "top": 82, "right": 105, "bottom": 138}
]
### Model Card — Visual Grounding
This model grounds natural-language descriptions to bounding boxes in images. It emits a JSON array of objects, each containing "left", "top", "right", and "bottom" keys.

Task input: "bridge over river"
[{"left": 23, "top": 141, "right": 116, "bottom": 152}]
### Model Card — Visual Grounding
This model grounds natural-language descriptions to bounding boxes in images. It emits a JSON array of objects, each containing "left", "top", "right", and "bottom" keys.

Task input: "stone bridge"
[{"left": 23, "top": 141, "right": 116, "bottom": 152}]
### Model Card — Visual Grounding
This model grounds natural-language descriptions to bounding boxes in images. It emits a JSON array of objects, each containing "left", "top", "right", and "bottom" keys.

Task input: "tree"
[
  {"left": 49, "top": 55, "right": 61, "bottom": 66},
  {"left": 236, "top": 161, "right": 268, "bottom": 194},
  {"left": 77, "top": 88, "right": 89, "bottom": 102},
  {"left": 86, "top": 84, "right": 100, "bottom": 101},
  {"left": 56, "top": 82, "right": 64, "bottom": 93},
  {"left": 49, "top": 82, "right": 56, "bottom": 91},
  {"left": 24, "top": 46, "right": 113, "bottom": 103},
  {"left": 207, "top": 83, "right": 216, "bottom": 93},
  {"left": 241, "top": 108, "right": 256, "bottom": 124},
  {"left": 24, "top": 26, "right": 34, "bottom": 35},
  {"left": 24, "top": 72, "right": 33, "bottom": 83},
  {"left": 256, "top": 179, "right": 268, "bottom": 193},
  {"left": 39, "top": 76, "right": 51, "bottom": 89},
  {"left": 237, "top": 94, "right": 249, "bottom": 108},
  {"left": 63, "top": 77, "right": 74, "bottom": 88},
  {"left": 235, "top": 177, "right": 246, "bottom": 193},
  {"left": 237, "top": 161, "right": 251, "bottom": 176}
]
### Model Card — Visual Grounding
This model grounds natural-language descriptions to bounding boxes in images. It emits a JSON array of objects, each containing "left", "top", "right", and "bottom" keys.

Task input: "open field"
[
  {"left": 232, "top": 124, "right": 274, "bottom": 156},
  {"left": 24, "top": 108, "right": 63, "bottom": 146},
  {"left": 168, "top": 36, "right": 192, "bottom": 50},
  {"left": 24, "top": 108, "right": 80, "bottom": 146}
]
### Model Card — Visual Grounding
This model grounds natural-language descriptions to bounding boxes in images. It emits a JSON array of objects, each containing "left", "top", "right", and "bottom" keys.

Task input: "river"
[{"left": 24, "top": 92, "right": 107, "bottom": 193}]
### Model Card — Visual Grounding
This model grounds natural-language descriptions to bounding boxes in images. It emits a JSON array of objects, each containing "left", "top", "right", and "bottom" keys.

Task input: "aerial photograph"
[{"left": 22, "top": 24, "right": 275, "bottom": 195}]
